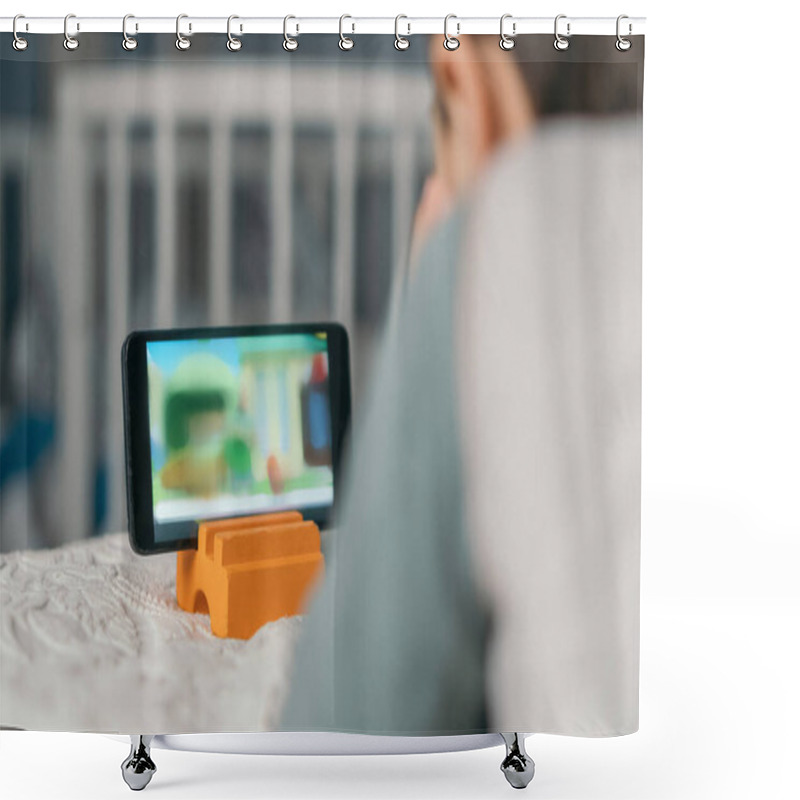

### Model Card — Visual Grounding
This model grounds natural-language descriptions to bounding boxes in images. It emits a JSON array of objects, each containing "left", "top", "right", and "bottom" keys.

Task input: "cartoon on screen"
[{"left": 146, "top": 333, "right": 333, "bottom": 533}]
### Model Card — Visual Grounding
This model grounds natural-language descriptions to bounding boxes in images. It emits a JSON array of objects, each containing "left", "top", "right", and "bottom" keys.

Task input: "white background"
[{"left": 2, "top": 1, "right": 798, "bottom": 798}]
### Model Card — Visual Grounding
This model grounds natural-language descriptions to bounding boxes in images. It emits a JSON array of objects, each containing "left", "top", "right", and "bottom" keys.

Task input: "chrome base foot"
[
  {"left": 121, "top": 735, "right": 156, "bottom": 791},
  {"left": 500, "top": 733, "right": 535, "bottom": 789}
]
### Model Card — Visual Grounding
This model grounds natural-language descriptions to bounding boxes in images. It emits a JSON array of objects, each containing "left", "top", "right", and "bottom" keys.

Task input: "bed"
[{"left": 0, "top": 533, "right": 533, "bottom": 790}]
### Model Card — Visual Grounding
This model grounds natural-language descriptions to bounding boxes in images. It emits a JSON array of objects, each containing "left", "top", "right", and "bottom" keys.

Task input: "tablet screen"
[{"left": 145, "top": 332, "right": 334, "bottom": 542}]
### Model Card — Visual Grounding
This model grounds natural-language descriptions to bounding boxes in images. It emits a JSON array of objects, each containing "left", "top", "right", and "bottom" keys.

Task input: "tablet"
[{"left": 122, "top": 324, "right": 351, "bottom": 554}]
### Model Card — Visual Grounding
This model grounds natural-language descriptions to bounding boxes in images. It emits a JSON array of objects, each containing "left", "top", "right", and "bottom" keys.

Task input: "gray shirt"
[{"left": 280, "top": 206, "right": 489, "bottom": 735}]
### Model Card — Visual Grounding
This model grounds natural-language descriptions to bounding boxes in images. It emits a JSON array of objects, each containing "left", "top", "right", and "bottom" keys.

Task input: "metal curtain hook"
[
  {"left": 554, "top": 14, "right": 570, "bottom": 51},
  {"left": 12, "top": 14, "right": 29, "bottom": 51},
  {"left": 394, "top": 15, "right": 410, "bottom": 51},
  {"left": 63, "top": 13, "right": 79, "bottom": 51},
  {"left": 176, "top": 14, "right": 191, "bottom": 51},
  {"left": 443, "top": 14, "right": 460, "bottom": 51},
  {"left": 122, "top": 14, "right": 138, "bottom": 51},
  {"left": 339, "top": 14, "right": 354, "bottom": 50},
  {"left": 283, "top": 15, "right": 299, "bottom": 51},
  {"left": 227, "top": 15, "right": 242, "bottom": 51},
  {"left": 616, "top": 14, "right": 632, "bottom": 51},
  {"left": 499, "top": 14, "right": 516, "bottom": 50}
]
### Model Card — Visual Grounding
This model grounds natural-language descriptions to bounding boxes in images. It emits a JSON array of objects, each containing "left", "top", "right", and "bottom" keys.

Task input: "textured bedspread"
[{"left": 0, "top": 533, "right": 301, "bottom": 733}]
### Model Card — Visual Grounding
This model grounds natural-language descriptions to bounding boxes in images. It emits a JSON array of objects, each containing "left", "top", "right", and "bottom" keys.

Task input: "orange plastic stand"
[{"left": 176, "top": 511, "right": 324, "bottom": 639}]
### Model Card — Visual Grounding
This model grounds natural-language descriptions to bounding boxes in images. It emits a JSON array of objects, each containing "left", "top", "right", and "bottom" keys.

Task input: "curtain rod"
[{"left": 1, "top": 16, "right": 646, "bottom": 37}]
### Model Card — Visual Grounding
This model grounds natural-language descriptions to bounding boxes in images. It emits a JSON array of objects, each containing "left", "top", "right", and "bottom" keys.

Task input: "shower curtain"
[{"left": 0, "top": 24, "right": 644, "bottom": 738}]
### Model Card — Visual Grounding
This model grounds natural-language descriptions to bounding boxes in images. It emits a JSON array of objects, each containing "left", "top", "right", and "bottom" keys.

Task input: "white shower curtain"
[{"left": 0, "top": 25, "right": 643, "bottom": 737}]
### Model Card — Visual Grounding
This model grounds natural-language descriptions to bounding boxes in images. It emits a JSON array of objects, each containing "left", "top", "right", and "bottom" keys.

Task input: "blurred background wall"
[{"left": 0, "top": 34, "right": 433, "bottom": 550}]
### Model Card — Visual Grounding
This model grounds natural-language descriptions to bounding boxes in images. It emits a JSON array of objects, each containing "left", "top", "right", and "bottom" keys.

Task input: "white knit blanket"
[{"left": 0, "top": 533, "right": 302, "bottom": 733}]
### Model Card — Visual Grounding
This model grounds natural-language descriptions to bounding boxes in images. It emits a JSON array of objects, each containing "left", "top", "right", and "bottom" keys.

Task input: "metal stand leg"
[
  {"left": 121, "top": 735, "right": 157, "bottom": 791},
  {"left": 500, "top": 733, "right": 535, "bottom": 789}
]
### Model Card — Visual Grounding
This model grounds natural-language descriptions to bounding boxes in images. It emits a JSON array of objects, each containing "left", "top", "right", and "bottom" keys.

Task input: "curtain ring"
[
  {"left": 63, "top": 13, "right": 79, "bottom": 51},
  {"left": 227, "top": 15, "right": 243, "bottom": 51},
  {"left": 553, "top": 14, "right": 570, "bottom": 51},
  {"left": 499, "top": 14, "right": 516, "bottom": 50},
  {"left": 12, "top": 15, "right": 28, "bottom": 52},
  {"left": 339, "top": 14, "right": 355, "bottom": 51},
  {"left": 122, "top": 14, "right": 138, "bottom": 51},
  {"left": 394, "top": 15, "right": 410, "bottom": 51},
  {"left": 283, "top": 15, "right": 299, "bottom": 51},
  {"left": 616, "top": 15, "right": 632, "bottom": 51},
  {"left": 443, "top": 14, "right": 460, "bottom": 51},
  {"left": 175, "top": 14, "right": 191, "bottom": 50}
]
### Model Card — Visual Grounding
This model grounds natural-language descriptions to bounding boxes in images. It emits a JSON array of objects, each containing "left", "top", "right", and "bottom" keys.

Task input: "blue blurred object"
[
  {"left": 94, "top": 461, "right": 108, "bottom": 533},
  {"left": 0, "top": 413, "right": 55, "bottom": 489}
]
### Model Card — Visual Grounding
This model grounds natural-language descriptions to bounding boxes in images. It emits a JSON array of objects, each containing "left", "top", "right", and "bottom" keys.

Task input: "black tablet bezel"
[{"left": 122, "top": 323, "right": 351, "bottom": 555}]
